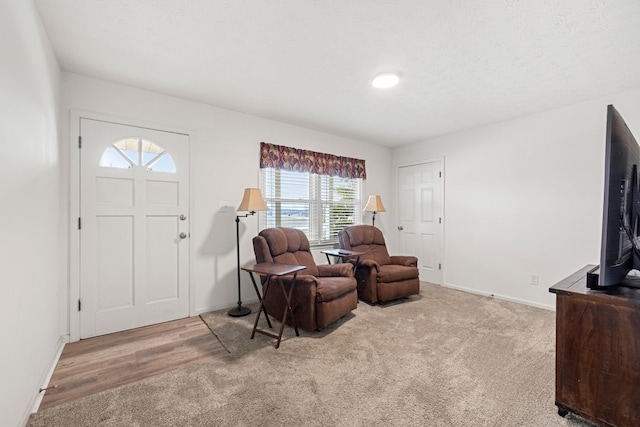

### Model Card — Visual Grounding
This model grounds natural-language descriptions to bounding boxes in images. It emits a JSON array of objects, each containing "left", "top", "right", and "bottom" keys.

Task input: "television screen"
[{"left": 588, "top": 105, "right": 640, "bottom": 289}]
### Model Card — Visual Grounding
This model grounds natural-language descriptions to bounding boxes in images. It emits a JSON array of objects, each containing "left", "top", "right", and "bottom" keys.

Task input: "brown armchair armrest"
[
  {"left": 278, "top": 273, "right": 319, "bottom": 286},
  {"left": 276, "top": 274, "right": 321, "bottom": 295},
  {"left": 357, "top": 259, "right": 380, "bottom": 272},
  {"left": 317, "top": 263, "right": 354, "bottom": 277},
  {"left": 390, "top": 255, "right": 418, "bottom": 267}
]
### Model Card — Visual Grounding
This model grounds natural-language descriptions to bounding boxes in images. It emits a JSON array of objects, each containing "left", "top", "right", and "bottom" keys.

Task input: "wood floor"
[{"left": 40, "top": 316, "right": 228, "bottom": 410}]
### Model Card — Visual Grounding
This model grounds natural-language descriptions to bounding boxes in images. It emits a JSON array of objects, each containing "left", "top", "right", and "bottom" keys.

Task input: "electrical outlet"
[{"left": 530, "top": 274, "right": 539, "bottom": 285}]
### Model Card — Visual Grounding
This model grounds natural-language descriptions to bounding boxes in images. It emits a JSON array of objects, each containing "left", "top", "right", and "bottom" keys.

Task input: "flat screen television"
[{"left": 587, "top": 105, "right": 640, "bottom": 289}]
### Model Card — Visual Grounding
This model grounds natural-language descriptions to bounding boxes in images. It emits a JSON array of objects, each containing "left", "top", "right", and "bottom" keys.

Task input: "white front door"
[
  {"left": 398, "top": 160, "right": 443, "bottom": 284},
  {"left": 79, "top": 118, "right": 190, "bottom": 338}
]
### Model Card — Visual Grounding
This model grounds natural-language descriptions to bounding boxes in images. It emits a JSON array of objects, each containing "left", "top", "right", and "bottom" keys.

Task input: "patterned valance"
[{"left": 259, "top": 142, "right": 366, "bottom": 179}]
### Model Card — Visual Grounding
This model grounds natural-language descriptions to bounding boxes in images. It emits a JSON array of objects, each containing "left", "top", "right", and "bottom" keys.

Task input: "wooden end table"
[
  {"left": 321, "top": 249, "right": 364, "bottom": 274},
  {"left": 242, "top": 262, "right": 306, "bottom": 349}
]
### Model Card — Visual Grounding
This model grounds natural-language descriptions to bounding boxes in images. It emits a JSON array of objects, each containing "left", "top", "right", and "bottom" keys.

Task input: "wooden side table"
[
  {"left": 321, "top": 249, "right": 364, "bottom": 274},
  {"left": 242, "top": 262, "right": 306, "bottom": 349}
]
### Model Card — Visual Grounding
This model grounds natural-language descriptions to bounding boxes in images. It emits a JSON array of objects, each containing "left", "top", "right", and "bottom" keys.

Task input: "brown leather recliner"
[
  {"left": 338, "top": 225, "right": 420, "bottom": 304},
  {"left": 252, "top": 227, "right": 358, "bottom": 331}
]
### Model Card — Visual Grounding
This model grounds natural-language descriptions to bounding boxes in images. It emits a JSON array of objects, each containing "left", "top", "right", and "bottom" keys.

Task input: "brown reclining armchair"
[
  {"left": 338, "top": 225, "right": 419, "bottom": 304},
  {"left": 252, "top": 227, "right": 358, "bottom": 331}
]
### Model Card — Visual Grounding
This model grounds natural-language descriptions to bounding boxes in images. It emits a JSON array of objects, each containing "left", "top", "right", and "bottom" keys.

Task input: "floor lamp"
[
  {"left": 228, "top": 188, "right": 267, "bottom": 317},
  {"left": 363, "top": 195, "right": 386, "bottom": 227}
]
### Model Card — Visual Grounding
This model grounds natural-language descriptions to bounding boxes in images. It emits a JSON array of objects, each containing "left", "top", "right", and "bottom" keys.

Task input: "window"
[
  {"left": 258, "top": 142, "right": 367, "bottom": 245},
  {"left": 99, "top": 137, "right": 176, "bottom": 173},
  {"left": 260, "top": 168, "right": 363, "bottom": 245}
]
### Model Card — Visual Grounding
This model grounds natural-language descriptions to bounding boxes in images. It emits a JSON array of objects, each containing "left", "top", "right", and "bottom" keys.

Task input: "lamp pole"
[{"left": 229, "top": 211, "right": 255, "bottom": 317}]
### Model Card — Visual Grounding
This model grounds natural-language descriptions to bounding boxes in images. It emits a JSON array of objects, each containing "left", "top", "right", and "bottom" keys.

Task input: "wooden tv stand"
[{"left": 549, "top": 265, "right": 640, "bottom": 427}]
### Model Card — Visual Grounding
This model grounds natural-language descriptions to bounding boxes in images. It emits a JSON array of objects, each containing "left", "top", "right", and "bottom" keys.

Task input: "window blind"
[{"left": 260, "top": 166, "right": 363, "bottom": 244}]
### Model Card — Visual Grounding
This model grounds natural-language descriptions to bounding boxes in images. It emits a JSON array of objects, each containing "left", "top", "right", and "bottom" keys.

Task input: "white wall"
[
  {"left": 0, "top": 1, "right": 62, "bottom": 426},
  {"left": 60, "top": 73, "right": 392, "bottom": 332},
  {"left": 392, "top": 89, "right": 640, "bottom": 309}
]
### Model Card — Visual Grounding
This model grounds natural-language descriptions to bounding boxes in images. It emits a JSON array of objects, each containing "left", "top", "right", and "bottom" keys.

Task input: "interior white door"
[
  {"left": 398, "top": 160, "right": 443, "bottom": 284},
  {"left": 79, "top": 118, "right": 190, "bottom": 338}
]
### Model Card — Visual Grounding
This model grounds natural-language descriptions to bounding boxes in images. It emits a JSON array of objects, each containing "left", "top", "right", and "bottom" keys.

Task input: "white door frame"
[
  {"left": 68, "top": 110, "right": 194, "bottom": 342},
  {"left": 395, "top": 156, "right": 445, "bottom": 284}
]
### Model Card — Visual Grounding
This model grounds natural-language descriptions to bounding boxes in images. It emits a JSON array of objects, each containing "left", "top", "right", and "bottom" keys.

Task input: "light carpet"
[{"left": 28, "top": 283, "right": 595, "bottom": 426}]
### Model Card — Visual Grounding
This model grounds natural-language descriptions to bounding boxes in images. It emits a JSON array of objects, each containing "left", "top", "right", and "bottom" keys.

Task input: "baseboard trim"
[
  {"left": 441, "top": 282, "right": 556, "bottom": 311},
  {"left": 28, "top": 335, "right": 68, "bottom": 418}
]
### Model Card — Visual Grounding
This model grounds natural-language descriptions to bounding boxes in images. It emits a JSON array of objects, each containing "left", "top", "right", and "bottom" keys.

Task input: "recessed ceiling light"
[{"left": 371, "top": 72, "right": 400, "bottom": 89}]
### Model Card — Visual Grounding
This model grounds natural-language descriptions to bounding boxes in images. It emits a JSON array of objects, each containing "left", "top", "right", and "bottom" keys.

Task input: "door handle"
[
  {"left": 397, "top": 226, "right": 403, "bottom": 231},
  {"left": 179, "top": 232, "right": 188, "bottom": 239},
  {"left": 180, "top": 214, "right": 187, "bottom": 221}
]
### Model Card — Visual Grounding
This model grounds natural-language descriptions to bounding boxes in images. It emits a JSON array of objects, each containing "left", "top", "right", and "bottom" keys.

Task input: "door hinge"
[
  {"left": 78, "top": 136, "right": 82, "bottom": 148},
  {"left": 78, "top": 217, "right": 81, "bottom": 230},
  {"left": 439, "top": 171, "right": 442, "bottom": 178},
  {"left": 77, "top": 299, "right": 81, "bottom": 311},
  {"left": 439, "top": 263, "right": 442, "bottom": 270},
  {"left": 439, "top": 217, "right": 442, "bottom": 224}
]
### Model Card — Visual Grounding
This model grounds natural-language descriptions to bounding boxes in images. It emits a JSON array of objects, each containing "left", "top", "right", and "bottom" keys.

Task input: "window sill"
[{"left": 310, "top": 242, "right": 339, "bottom": 250}]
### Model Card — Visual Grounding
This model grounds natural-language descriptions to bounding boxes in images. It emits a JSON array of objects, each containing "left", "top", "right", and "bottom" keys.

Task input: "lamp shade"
[
  {"left": 237, "top": 188, "right": 267, "bottom": 212},
  {"left": 363, "top": 195, "right": 386, "bottom": 213}
]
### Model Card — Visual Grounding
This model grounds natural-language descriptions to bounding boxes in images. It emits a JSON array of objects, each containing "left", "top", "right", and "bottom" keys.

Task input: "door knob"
[
  {"left": 397, "top": 226, "right": 404, "bottom": 231},
  {"left": 179, "top": 232, "right": 188, "bottom": 239},
  {"left": 180, "top": 214, "right": 187, "bottom": 221}
]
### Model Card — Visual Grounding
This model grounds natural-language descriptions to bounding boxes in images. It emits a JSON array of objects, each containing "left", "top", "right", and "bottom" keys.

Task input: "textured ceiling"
[{"left": 34, "top": 0, "right": 640, "bottom": 147}]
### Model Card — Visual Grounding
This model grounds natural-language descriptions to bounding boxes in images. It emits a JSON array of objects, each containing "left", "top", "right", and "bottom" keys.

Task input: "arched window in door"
[{"left": 99, "top": 137, "right": 176, "bottom": 173}]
